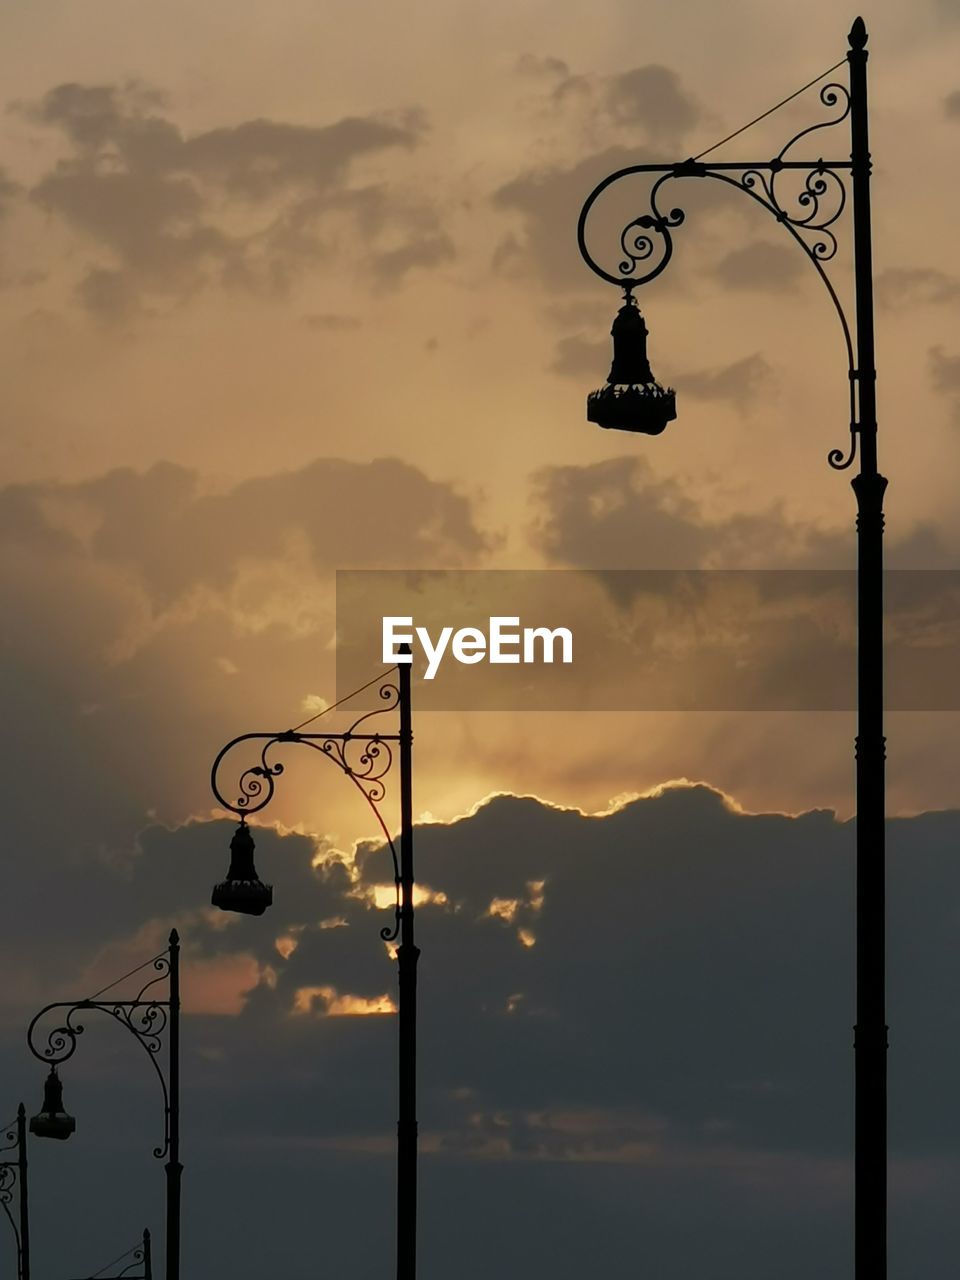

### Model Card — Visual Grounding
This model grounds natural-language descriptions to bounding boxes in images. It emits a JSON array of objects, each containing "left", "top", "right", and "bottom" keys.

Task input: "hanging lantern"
[
  {"left": 29, "top": 1066, "right": 76, "bottom": 1141},
  {"left": 587, "top": 292, "right": 677, "bottom": 434},
  {"left": 211, "top": 822, "right": 273, "bottom": 916}
]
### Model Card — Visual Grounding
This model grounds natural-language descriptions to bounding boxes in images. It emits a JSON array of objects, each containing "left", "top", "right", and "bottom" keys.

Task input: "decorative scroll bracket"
[
  {"left": 577, "top": 77, "right": 861, "bottom": 471},
  {"left": 210, "top": 676, "right": 404, "bottom": 942},
  {"left": 26, "top": 950, "right": 174, "bottom": 1161}
]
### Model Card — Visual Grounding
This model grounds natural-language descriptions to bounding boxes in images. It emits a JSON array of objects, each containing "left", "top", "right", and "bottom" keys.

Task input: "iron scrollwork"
[
  {"left": 210, "top": 674, "right": 404, "bottom": 942},
  {"left": 26, "top": 951, "right": 173, "bottom": 1160},
  {"left": 116, "top": 1244, "right": 148, "bottom": 1279},
  {"left": 0, "top": 1120, "right": 22, "bottom": 1264},
  {"left": 577, "top": 71, "right": 859, "bottom": 470}
]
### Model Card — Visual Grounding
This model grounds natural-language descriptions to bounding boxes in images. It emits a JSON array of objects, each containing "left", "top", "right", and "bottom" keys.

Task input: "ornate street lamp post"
[
  {"left": 209, "top": 658, "right": 417, "bottom": 1280},
  {"left": 578, "top": 18, "right": 885, "bottom": 1278},
  {"left": 0, "top": 1105, "right": 31, "bottom": 1280},
  {"left": 26, "top": 933, "right": 181, "bottom": 1280}
]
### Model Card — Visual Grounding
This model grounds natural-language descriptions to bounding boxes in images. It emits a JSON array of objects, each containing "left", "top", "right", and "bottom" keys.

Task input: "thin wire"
[
  {"left": 89, "top": 1241, "right": 141, "bottom": 1279},
  {"left": 693, "top": 57, "right": 847, "bottom": 161},
  {"left": 292, "top": 664, "right": 400, "bottom": 733},
  {"left": 86, "top": 952, "right": 165, "bottom": 1003}
]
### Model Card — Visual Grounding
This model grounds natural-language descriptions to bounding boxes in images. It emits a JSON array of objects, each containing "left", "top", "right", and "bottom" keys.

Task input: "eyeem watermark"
[{"left": 383, "top": 616, "right": 573, "bottom": 680}]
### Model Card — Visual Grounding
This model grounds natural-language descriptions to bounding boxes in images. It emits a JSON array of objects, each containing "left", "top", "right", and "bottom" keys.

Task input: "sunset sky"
[{"left": 2, "top": 0, "right": 960, "bottom": 1275}]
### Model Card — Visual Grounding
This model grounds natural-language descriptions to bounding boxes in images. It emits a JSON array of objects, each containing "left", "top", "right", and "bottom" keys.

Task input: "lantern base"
[
  {"left": 212, "top": 878, "right": 273, "bottom": 916},
  {"left": 587, "top": 383, "right": 676, "bottom": 435}
]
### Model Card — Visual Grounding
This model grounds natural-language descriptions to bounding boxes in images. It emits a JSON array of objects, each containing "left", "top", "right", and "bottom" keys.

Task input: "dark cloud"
[
  {"left": 23, "top": 82, "right": 440, "bottom": 318},
  {"left": 945, "top": 88, "right": 960, "bottom": 117},
  {"left": 7, "top": 787, "right": 960, "bottom": 1277},
  {"left": 75, "top": 264, "right": 143, "bottom": 321},
  {"left": 528, "top": 455, "right": 952, "bottom": 571},
  {"left": 4, "top": 455, "right": 488, "bottom": 606},
  {"left": 679, "top": 352, "right": 773, "bottom": 409},
  {"left": 550, "top": 333, "right": 609, "bottom": 380},
  {"left": 877, "top": 267, "right": 960, "bottom": 309},
  {"left": 0, "top": 165, "right": 19, "bottom": 211},
  {"left": 601, "top": 65, "right": 703, "bottom": 143},
  {"left": 0, "top": 455, "right": 490, "bottom": 895},
  {"left": 515, "top": 54, "right": 571, "bottom": 80},
  {"left": 540, "top": 60, "right": 704, "bottom": 149},
  {"left": 930, "top": 345, "right": 960, "bottom": 394},
  {"left": 492, "top": 60, "right": 704, "bottom": 294},
  {"left": 493, "top": 155, "right": 733, "bottom": 293},
  {"left": 713, "top": 241, "right": 805, "bottom": 293},
  {"left": 371, "top": 229, "right": 456, "bottom": 283},
  {"left": 493, "top": 145, "right": 652, "bottom": 290}
]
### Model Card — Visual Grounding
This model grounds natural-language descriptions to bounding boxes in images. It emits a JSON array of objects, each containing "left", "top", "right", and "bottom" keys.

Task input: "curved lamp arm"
[
  {"left": 577, "top": 54, "right": 862, "bottom": 470},
  {"left": 26, "top": 944, "right": 176, "bottom": 1161},
  {"left": 210, "top": 674, "right": 404, "bottom": 941}
]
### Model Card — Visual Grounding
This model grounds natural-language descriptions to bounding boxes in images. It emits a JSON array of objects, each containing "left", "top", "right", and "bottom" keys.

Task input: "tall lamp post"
[
  {"left": 0, "top": 1105, "right": 30, "bottom": 1280},
  {"left": 26, "top": 933, "right": 181, "bottom": 1280},
  {"left": 577, "top": 18, "right": 885, "bottom": 1279},
  {"left": 208, "top": 658, "right": 417, "bottom": 1280}
]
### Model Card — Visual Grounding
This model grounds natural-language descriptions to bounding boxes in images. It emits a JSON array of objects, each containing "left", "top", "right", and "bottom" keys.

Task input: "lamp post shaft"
[
  {"left": 17, "top": 1105, "right": 29, "bottom": 1280},
  {"left": 848, "top": 22, "right": 888, "bottom": 1280},
  {"left": 165, "top": 931, "right": 181, "bottom": 1280},
  {"left": 396, "top": 657, "right": 418, "bottom": 1280}
]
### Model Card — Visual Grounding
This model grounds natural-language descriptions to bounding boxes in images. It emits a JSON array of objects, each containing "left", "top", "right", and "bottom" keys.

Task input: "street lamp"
[
  {"left": 26, "top": 933, "right": 181, "bottom": 1280},
  {"left": 0, "top": 1105, "right": 31, "bottom": 1280},
  {"left": 577, "top": 17, "right": 885, "bottom": 1279},
  {"left": 29, "top": 1067, "right": 76, "bottom": 1141},
  {"left": 209, "top": 658, "right": 417, "bottom": 1280}
]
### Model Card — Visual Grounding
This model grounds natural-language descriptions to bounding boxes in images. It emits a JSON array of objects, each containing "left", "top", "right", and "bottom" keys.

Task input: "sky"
[{"left": 1, "top": 0, "right": 959, "bottom": 1275}]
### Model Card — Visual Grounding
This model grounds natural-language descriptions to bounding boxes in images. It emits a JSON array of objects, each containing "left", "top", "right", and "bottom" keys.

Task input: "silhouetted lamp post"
[
  {"left": 578, "top": 18, "right": 885, "bottom": 1278},
  {"left": 0, "top": 1104, "right": 32, "bottom": 1280},
  {"left": 209, "top": 658, "right": 417, "bottom": 1280},
  {"left": 26, "top": 933, "right": 181, "bottom": 1280}
]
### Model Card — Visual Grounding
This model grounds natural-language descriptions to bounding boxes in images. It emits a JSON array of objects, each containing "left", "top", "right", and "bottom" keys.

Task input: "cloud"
[
  {"left": 600, "top": 65, "right": 703, "bottom": 144},
  {"left": 371, "top": 229, "right": 456, "bottom": 283},
  {"left": 23, "top": 82, "right": 441, "bottom": 318},
  {"left": 550, "top": 333, "right": 609, "bottom": 380},
  {"left": 0, "top": 454, "right": 490, "bottom": 908},
  {"left": 877, "top": 267, "right": 960, "bottom": 309},
  {"left": 528, "top": 455, "right": 953, "bottom": 572},
  {"left": 515, "top": 53, "right": 572, "bottom": 80},
  {"left": 712, "top": 242, "right": 805, "bottom": 293},
  {"left": 945, "top": 89, "right": 960, "bottom": 117},
  {"left": 930, "top": 345, "right": 960, "bottom": 394},
  {"left": 493, "top": 145, "right": 655, "bottom": 290},
  {"left": 540, "top": 60, "right": 705, "bottom": 150},
  {"left": 679, "top": 352, "right": 773, "bottom": 409},
  {"left": 4, "top": 455, "right": 488, "bottom": 609},
  {"left": 8, "top": 784, "right": 960, "bottom": 1278},
  {"left": 0, "top": 166, "right": 19, "bottom": 212}
]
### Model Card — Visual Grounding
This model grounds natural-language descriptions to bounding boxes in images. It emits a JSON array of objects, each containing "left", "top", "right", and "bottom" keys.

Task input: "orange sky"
[{"left": 0, "top": 0, "right": 957, "bottom": 855}]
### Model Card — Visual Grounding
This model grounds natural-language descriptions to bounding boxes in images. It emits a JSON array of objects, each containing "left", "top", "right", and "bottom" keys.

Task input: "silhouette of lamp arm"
[
  {"left": 209, "top": 656, "right": 419, "bottom": 1280},
  {"left": 65, "top": 1230, "right": 152, "bottom": 1280},
  {"left": 26, "top": 934, "right": 180, "bottom": 1280},
  {"left": 578, "top": 18, "right": 887, "bottom": 1280},
  {"left": 0, "top": 1105, "right": 31, "bottom": 1280}
]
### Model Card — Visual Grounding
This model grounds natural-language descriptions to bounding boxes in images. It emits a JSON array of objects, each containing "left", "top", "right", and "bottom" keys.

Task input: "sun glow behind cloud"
[{"left": 291, "top": 985, "right": 396, "bottom": 1016}]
